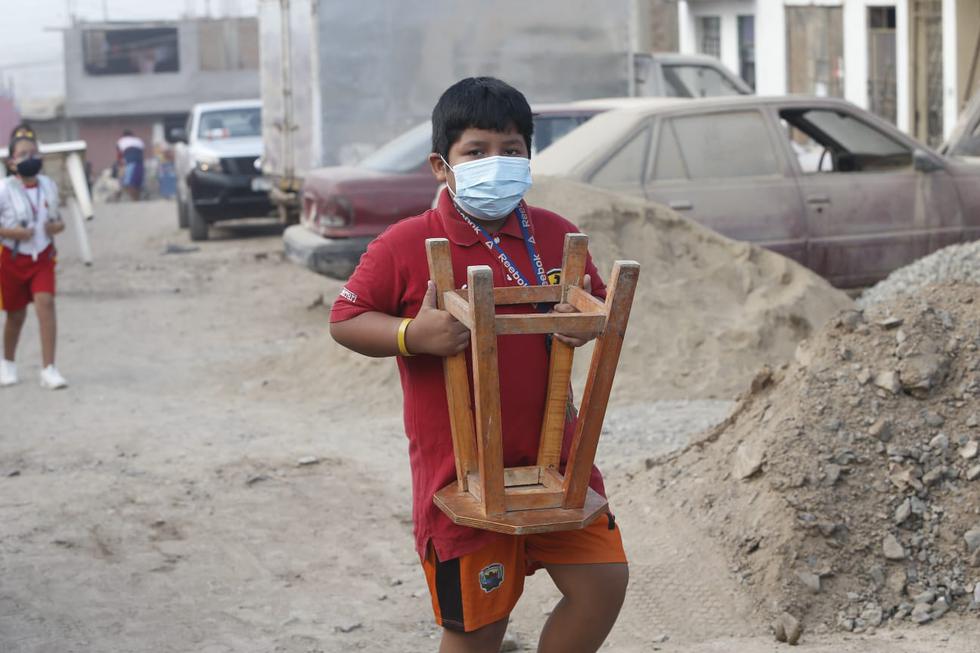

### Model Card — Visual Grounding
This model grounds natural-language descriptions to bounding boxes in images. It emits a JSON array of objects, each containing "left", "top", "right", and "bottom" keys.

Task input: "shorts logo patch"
[
  {"left": 546, "top": 268, "right": 561, "bottom": 286},
  {"left": 339, "top": 287, "right": 358, "bottom": 303},
  {"left": 478, "top": 562, "right": 504, "bottom": 593}
]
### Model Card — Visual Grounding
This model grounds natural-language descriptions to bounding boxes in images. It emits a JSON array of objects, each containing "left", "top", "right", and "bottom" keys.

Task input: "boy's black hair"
[{"left": 431, "top": 77, "right": 533, "bottom": 159}]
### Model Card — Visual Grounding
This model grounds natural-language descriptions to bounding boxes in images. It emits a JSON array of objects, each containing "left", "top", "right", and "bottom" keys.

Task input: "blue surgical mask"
[{"left": 443, "top": 155, "right": 532, "bottom": 220}]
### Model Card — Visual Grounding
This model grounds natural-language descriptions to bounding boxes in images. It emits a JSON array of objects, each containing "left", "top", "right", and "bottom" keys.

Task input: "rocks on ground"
[{"left": 647, "top": 283, "right": 980, "bottom": 634}]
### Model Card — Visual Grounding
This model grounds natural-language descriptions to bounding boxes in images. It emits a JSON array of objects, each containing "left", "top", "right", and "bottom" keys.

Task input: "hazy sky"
[{"left": 0, "top": 0, "right": 257, "bottom": 102}]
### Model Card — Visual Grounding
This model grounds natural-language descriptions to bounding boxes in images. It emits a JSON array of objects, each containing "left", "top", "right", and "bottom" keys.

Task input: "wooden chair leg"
[
  {"left": 562, "top": 261, "right": 640, "bottom": 509},
  {"left": 537, "top": 233, "right": 589, "bottom": 469},
  {"left": 426, "top": 238, "right": 477, "bottom": 492},
  {"left": 468, "top": 265, "right": 506, "bottom": 516}
]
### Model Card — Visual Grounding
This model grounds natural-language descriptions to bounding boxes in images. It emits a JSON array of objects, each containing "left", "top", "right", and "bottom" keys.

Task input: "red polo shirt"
[{"left": 330, "top": 188, "right": 608, "bottom": 562}]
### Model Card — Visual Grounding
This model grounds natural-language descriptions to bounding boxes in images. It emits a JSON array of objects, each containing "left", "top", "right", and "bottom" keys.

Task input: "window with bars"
[{"left": 697, "top": 17, "right": 721, "bottom": 59}]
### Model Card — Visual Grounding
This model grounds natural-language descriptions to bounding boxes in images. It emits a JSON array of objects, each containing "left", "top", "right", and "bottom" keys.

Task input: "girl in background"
[{"left": 0, "top": 124, "right": 68, "bottom": 389}]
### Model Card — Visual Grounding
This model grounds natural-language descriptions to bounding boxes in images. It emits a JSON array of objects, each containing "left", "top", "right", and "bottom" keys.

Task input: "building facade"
[
  {"left": 62, "top": 17, "right": 260, "bottom": 173},
  {"left": 678, "top": 0, "right": 980, "bottom": 146}
]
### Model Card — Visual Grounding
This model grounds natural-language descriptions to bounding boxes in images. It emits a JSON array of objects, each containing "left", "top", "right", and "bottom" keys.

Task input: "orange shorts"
[{"left": 422, "top": 513, "right": 627, "bottom": 632}]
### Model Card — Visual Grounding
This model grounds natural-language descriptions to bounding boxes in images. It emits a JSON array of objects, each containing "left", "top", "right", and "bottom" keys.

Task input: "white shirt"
[
  {"left": 0, "top": 175, "right": 60, "bottom": 259},
  {"left": 117, "top": 135, "right": 145, "bottom": 153}
]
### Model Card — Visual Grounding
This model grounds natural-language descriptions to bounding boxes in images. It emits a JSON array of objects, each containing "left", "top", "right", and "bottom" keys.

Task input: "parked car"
[
  {"left": 284, "top": 98, "right": 690, "bottom": 278},
  {"left": 532, "top": 96, "right": 980, "bottom": 287},
  {"left": 173, "top": 99, "right": 273, "bottom": 241}
]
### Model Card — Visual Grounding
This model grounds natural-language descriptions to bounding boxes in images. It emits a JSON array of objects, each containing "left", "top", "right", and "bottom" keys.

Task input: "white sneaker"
[
  {"left": 40, "top": 365, "right": 68, "bottom": 390},
  {"left": 0, "top": 360, "right": 17, "bottom": 386}
]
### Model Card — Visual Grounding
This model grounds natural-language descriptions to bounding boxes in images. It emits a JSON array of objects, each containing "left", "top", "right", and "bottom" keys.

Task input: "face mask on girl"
[
  {"left": 442, "top": 155, "right": 532, "bottom": 220},
  {"left": 15, "top": 156, "right": 43, "bottom": 178}
]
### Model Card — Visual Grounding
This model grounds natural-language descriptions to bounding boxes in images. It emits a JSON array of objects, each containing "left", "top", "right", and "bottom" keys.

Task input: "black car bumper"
[{"left": 188, "top": 169, "right": 273, "bottom": 221}]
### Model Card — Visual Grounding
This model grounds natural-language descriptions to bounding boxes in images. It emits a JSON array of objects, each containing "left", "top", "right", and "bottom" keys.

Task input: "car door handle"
[
  {"left": 668, "top": 200, "right": 693, "bottom": 210},
  {"left": 806, "top": 195, "right": 830, "bottom": 204}
]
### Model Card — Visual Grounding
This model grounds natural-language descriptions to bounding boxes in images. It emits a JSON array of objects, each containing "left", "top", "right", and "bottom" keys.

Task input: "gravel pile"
[
  {"left": 647, "top": 283, "right": 980, "bottom": 636},
  {"left": 859, "top": 240, "right": 980, "bottom": 308}
]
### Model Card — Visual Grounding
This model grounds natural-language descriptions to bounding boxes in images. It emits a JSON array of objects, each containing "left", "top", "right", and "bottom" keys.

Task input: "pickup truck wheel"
[
  {"left": 177, "top": 191, "right": 190, "bottom": 229},
  {"left": 188, "top": 200, "right": 210, "bottom": 241}
]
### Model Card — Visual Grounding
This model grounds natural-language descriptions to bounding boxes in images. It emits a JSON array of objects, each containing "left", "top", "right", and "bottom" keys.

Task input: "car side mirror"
[
  {"left": 167, "top": 127, "right": 187, "bottom": 144},
  {"left": 913, "top": 148, "right": 944, "bottom": 173}
]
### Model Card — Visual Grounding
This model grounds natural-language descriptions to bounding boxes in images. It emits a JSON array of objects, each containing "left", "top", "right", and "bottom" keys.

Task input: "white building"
[{"left": 677, "top": 0, "right": 980, "bottom": 146}]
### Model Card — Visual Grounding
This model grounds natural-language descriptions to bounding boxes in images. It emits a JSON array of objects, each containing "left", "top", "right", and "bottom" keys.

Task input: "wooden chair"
[{"left": 425, "top": 234, "right": 639, "bottom": 535}]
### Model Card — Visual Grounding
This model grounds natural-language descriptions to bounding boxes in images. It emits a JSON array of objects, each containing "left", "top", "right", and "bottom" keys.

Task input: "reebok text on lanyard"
[{"left": 455, "top": 204, "right": 549, "bottom": 288}]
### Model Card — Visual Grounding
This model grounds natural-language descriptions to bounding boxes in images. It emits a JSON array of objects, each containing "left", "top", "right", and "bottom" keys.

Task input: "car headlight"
[{"left": 194, "top": 154, "right": 221, "bottom": 172}]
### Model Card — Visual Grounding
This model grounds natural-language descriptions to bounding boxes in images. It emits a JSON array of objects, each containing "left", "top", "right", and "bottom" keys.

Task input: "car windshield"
[
  {"left": 198, "top": 108, "right": 261, "bottom": 139},
  {"left": 359, "top": 122, "right": 433, "bottom": 173},
  {"left": 662, "top": 64, "right": 744, "bottom": 98}
]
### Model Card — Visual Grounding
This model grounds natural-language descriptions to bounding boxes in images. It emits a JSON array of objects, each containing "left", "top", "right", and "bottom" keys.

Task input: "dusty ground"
[{"left": 1, "top": 201, "right": 976, "bottom": 652}]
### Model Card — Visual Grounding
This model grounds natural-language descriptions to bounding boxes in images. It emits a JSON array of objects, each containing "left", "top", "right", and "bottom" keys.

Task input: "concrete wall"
[
  {"left": 638, "top": 0, "right": 680, "bottom": 52},
  {"left": 64, "top": 20, "right": 260, "bottom": 120}
]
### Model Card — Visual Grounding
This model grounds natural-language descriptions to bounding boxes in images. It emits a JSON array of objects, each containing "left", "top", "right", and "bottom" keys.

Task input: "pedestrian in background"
[
  {"left": 0, "top": 124, "right": 68, "bottom": 389},
  {"left": 116, "top": 129, "right": 145, "bottom": 201}
]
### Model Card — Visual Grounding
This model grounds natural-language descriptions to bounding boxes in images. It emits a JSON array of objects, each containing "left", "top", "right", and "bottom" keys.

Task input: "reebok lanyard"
[
  {"left": 454, "top": 203, "right": 549, "bottom": 289},
  {"left": 453, "top": 202, "right": 555, "bottom": 352}
]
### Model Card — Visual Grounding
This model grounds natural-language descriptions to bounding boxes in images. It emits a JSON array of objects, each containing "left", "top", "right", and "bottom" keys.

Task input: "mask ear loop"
[{"left": 439, "top": 155, "right": 457, "bottom": 198}]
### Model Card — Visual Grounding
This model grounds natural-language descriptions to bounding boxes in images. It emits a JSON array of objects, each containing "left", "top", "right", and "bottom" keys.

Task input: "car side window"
[
  {"left": 658, "top": 111, "right": 780, "bottom": 180},
  {"left": 650, "top": 121, "right": 687, "bottom": 181},
  {"left": 662, "top": 65, "right": 742, "bottom": 98},
  {"left": 590, "top": 127, "right": 650, "bottom": 190},
  {"left": 780, "top": 108, "right": 912, "bottom": 173},
  {"left": 533, "top": 115, "right": 592, "bottom": 153}
]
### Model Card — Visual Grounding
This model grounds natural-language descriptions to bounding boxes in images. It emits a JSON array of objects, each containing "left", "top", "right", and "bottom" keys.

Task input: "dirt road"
[{"left": 1, "top": 201, "right": 975, "bottom": 652}]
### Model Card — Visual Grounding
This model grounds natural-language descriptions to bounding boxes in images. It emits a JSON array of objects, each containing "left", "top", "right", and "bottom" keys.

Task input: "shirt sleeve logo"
[
  {"left": 478, "top": 562, "right": 505, "bottom": 593},
  {"left": 546, "top": 268, "right": 561, "bottom": 286},
  {"left": 339, "top": 287, "right": 358, "bottom": 304}
]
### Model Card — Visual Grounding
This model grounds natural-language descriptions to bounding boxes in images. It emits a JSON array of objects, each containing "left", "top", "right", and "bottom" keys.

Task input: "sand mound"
[
  {"left": 527, "top": 178, "right": 853, "bottom": 400},
  {"left": 253, "top": 178, "right": 851, "bottom": 407},
  {"left": 648, "top": 283, "right": 980, "bottom": 632}
]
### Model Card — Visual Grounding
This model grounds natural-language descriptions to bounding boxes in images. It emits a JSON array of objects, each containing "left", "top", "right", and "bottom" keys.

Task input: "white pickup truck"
[{"left": 172, "top": 99, "right": 273, "bottom": 241}]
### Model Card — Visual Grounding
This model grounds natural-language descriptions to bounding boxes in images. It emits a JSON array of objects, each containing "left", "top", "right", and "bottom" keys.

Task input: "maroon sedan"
[{"left": 283, "top": 100, "right": 653, "bottom": 278}]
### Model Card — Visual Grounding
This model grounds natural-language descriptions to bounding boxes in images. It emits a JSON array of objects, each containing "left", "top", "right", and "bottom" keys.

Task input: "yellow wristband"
[{"left": 397, "top": 318, "right": 414, "bottom": 357}]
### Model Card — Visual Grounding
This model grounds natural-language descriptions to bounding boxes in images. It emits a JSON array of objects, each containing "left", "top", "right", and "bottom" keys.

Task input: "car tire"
[
  {"left": 188, "top": 199, "right": 210, "bottom": 241},
  {"left": 177, "top": 189, "right": 190, "bottom": 229}
]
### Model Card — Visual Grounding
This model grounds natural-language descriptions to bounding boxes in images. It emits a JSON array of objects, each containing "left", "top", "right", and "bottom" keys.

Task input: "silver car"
[{"left": 533, "top": 95, "right": 980, "bottom": 287}]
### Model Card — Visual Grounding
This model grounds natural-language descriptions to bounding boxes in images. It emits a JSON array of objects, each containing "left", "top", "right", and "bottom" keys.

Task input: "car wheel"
[
  {"left": 188, "top": 199, "right": 210, "bottom": 241},
  {"left": 177, "top": 189, "right": 190, "bottom": 229}
]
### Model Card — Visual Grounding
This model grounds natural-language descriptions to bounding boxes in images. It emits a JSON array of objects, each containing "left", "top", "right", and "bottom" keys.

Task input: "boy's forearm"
[{"left": 330, "top": 311, "right": 407, "bottom": 358}]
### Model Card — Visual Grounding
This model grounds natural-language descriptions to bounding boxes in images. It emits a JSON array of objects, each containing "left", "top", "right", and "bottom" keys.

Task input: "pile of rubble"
[
  {"left": 649, "top": 283, "right": 980, "bottom": 634},
  {"left": 860, "top": 240, "right": 980, "bottom": 308}
]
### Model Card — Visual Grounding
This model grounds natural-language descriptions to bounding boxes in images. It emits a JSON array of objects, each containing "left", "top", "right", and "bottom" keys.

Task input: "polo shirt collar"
[{"left": 436, "top": 187, "right": 527, "bottom": 246}]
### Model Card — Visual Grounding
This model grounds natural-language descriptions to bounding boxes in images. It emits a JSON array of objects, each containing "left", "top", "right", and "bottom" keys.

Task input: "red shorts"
[
  {"left": 0, "top": 244, "right": 56, "bottom": 313},
  {"left": 421, "top": 513, "right": 627, "bottom": 632}
]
